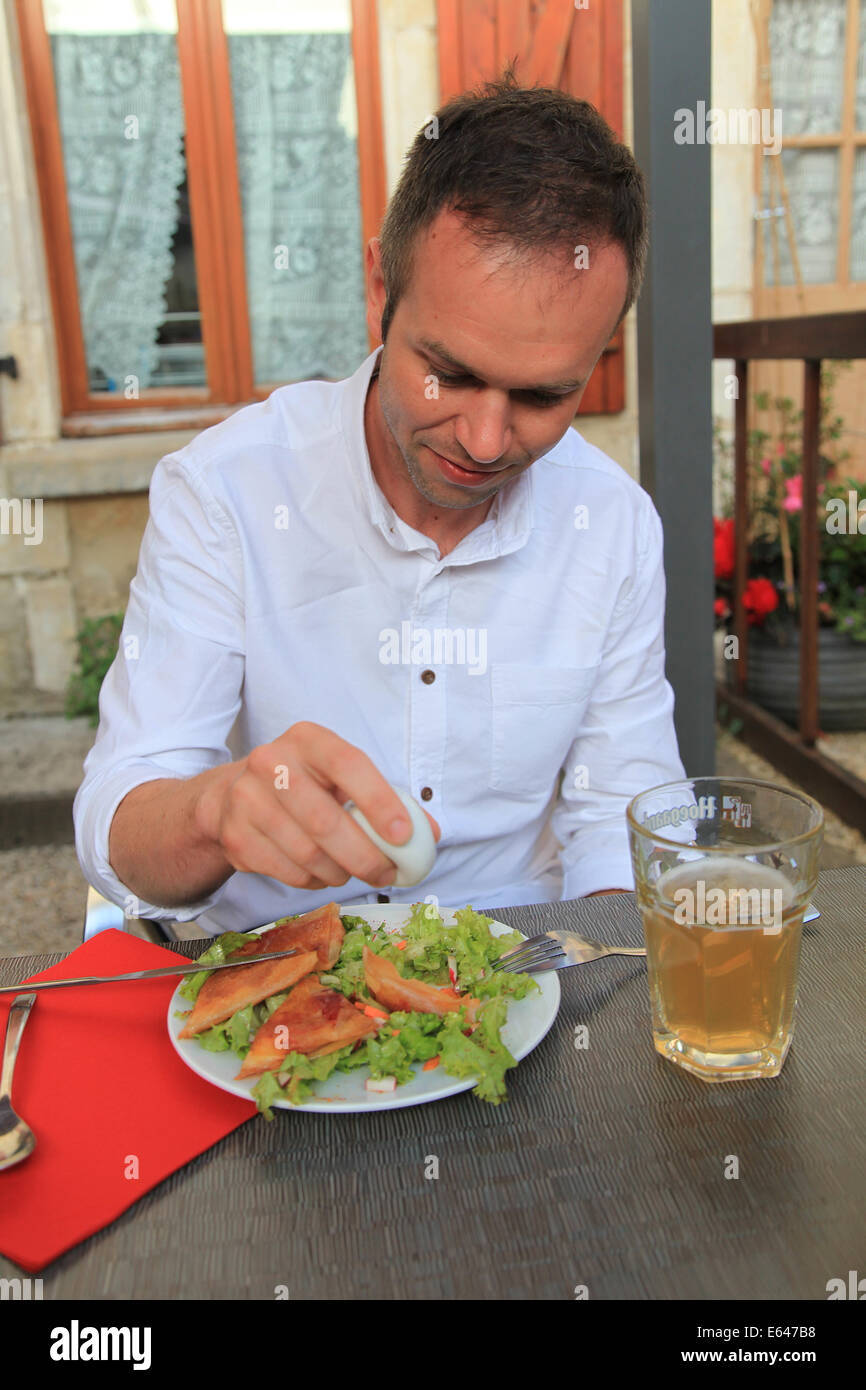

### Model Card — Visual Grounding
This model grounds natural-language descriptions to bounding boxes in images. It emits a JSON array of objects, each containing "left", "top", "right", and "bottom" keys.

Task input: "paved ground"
[
  {"left": 0, "top": 715, "right": 864, "bottom": 958},
  {"left": 715, "top": 726, "right": 866, "bottom": 866}
]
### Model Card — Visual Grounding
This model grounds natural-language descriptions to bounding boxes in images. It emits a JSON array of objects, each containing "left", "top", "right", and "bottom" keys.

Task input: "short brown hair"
[{"left": 378, "top": 66, "right": 648, "bottom": 342}]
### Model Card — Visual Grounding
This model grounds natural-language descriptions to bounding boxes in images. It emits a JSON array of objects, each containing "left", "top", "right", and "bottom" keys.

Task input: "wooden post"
[
  {"left": 734, "top": 358, "right": 749, "bottom": 693},
  {"left": 800, "top": 359, "right": 821, "bottom": 744}
]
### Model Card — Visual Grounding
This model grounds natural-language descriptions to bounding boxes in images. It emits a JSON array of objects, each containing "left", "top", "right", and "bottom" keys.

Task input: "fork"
[
  {"left": 493, "top": 901, "right": 822, "bottom": 975},
  {"left": 492, "top": 931, "right": 646, "bottom": 975},
  {"left": 0, "top": 993, "right": 37, "bottom": 1172}
]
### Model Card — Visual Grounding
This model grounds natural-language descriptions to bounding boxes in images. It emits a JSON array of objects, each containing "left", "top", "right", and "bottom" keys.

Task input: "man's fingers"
[
  {"left": 269, "top": 762, "right": 404, "bottom": 886},
  {"left": 290, "top": 724, "right": 414, "bottom": 843},
  {"left": 332, "top": 780, "right": 441, "bottom": 846},
  {"left": 221, "top": 820, "right": 335, "bottom": 892},
  {"left": 234, "top": 795, "right": 352, "bottom": 887}
]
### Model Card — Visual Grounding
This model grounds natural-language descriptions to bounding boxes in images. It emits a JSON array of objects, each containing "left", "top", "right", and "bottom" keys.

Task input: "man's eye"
[{"left": 433, "top": 370, "right": 563, "bottom": 408}]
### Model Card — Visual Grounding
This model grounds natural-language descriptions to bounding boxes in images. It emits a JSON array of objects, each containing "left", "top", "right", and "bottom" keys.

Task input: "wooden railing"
[{"left": 713, "top": 312, "right": 866, "bottom": 834}]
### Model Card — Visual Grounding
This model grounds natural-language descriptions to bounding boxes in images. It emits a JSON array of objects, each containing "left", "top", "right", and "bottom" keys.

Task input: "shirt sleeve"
[
  {"left": 551, "top": 489, "right": 687, "bottom": 901},
  {"left": 73, "top": 449, "right": 246, "bottom": 922}
]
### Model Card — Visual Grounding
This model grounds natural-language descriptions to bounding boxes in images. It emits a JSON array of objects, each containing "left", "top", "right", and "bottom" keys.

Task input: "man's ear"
[{"left": 365, "top": 237, "right": 386, "bottom": 345}]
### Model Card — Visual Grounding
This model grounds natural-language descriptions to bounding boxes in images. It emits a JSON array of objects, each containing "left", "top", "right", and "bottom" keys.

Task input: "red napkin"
[{"left": 0, "top": 928, "right": 255, "bottom": 1271}]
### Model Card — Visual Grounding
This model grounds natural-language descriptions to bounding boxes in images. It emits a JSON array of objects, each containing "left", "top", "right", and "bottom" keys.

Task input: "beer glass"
[{"left": 626, "top": 777, "right": 823, "bottom": 1081}]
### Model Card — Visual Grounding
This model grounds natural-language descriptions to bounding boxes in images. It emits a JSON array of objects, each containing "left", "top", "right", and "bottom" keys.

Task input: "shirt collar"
[{"left": 341, "top": 345, "right": 534, "bottom": 563}]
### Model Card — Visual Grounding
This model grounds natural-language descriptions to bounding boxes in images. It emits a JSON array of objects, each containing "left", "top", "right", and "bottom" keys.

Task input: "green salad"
[{"left": 174, "top": 904, "right": 538, "bottom": 1118}]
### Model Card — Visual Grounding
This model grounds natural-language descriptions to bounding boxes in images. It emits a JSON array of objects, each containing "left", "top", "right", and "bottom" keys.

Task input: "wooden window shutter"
[{"left": 435, "top": 0, "right": 626, "bottom": 414}]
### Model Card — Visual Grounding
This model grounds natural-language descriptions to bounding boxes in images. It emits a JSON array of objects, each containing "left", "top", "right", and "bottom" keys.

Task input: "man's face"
[{"left": 365, "top": 208, "right": 629, "bottom": 515}]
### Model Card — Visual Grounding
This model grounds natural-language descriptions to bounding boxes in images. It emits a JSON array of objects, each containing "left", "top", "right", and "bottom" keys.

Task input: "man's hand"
[{"left": 194, "top": 721, "right": 440, "bottom": 892}]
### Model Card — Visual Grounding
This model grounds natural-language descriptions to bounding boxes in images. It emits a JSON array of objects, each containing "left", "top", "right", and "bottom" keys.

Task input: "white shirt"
[{"left": 73, "top": 346, "right": 685, "bottom": 935}]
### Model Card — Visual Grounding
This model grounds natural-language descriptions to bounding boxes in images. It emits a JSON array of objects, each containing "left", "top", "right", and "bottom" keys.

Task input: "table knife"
[
  {"left": 0, "top": 946, "right": 303, "bottom": 994},
  {"left": 0, "top": 904, "right": 823, "bottom": 995}
]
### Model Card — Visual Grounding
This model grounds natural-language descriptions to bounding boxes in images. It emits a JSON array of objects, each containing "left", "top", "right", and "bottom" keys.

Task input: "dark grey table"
[{"left": 1, "top": 866, "right": 863, "bottom": 1300}]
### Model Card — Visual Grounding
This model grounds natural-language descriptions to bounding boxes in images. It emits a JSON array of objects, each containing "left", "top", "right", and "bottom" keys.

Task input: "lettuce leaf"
[
  {"left": 252, "top": 1046, "right": 355, "bottom": 1115},
  {"left": 437, "top": 1006, "right": 516, "bottom": 1104},
  {"left": 178, "top": 931, "right": 259, "bottom": 1002}
]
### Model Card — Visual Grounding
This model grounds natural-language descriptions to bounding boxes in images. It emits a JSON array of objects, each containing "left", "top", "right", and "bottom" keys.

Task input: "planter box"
[{"left": 725, "top": 626, "right": 866, "bottom": 732}]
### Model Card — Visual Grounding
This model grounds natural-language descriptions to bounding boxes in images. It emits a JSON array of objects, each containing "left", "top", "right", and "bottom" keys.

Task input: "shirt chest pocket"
[{"left": 489, "top": 662, "right": 600, "bottom": 799}]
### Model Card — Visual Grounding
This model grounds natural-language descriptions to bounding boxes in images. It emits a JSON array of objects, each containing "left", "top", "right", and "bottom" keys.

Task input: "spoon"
[{"left": 0, "top": 993, "right": 37, "bottom": 1172}]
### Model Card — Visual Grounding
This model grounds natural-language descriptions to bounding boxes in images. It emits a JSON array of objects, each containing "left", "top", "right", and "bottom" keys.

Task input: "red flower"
[
  {"left": 714, "top": 598, "right": 730, "bottom": 619},
  {"left": 743, "top": 577, "right": 779, "bottom": 625},
  {"left": 714, "top": 517, "right": 735, "bottom": 580}
]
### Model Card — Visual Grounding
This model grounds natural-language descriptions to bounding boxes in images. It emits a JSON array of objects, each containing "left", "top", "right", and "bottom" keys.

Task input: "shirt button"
[
  {"left": 377, "top": 893, "right": 390, "bottom": 903},
  {"left": 420, "top": 787, "right": 433, "bottom": 801},
  {"left": 421, "top": 669, "right": 435, "bottom": 684}
]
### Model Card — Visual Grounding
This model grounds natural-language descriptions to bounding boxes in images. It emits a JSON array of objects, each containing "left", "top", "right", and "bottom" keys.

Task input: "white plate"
[{"left": 166, "top": 903, "right": 561, "bottom": 1114}]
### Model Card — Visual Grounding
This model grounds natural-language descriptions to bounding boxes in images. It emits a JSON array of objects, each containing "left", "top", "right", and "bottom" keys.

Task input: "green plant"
[{"left": 65, "top": 612, "right": 125, "bottom": 726}]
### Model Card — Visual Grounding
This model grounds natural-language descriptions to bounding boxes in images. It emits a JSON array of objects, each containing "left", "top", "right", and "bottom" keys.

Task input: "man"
[{"left": 74, "top": 72, "right": 685, "bottom": 935}]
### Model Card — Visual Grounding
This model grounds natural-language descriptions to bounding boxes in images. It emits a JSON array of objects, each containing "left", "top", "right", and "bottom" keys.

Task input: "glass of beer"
[{"left": 626, "top": 777, "right": 823, "bottom": 1081}]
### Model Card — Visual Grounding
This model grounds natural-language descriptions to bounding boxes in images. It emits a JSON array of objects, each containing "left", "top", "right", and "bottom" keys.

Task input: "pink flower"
[
  {"left": 760, "top": 456, "right": 772, "bottom": 475},
  {"left": 782, "top": 475, "right": 802, "bottom": 512}
]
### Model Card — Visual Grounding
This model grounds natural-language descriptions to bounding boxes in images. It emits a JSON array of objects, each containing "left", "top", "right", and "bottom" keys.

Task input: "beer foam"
[{"left": 657, "top": 855, "right": 795, "bottom": 908}]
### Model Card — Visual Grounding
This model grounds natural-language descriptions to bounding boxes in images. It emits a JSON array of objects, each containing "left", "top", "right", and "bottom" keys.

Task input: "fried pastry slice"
[
  {"left": 362, "top": 945, "right": 480, "bottom": 1025},
  {"left": 178, "top": 949, "right": 318, "bottom": 1039},
  {"left": 178, "top": 902, "right": 343, "bottom": 1039},
  {"left": 236, "top": 975, "right": 380, "bottom": 1078},
  {"left": 236, "top": 901, "right": 344, "bottom": 969}
]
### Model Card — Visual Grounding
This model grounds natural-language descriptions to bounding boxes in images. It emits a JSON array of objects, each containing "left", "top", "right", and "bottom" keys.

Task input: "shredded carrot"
[
  {"left": 422, "top": 1056, "right": 440, "bottom": 1071},
  {"left": 363, "top": 1004, "right": 389, "bottom": 1021},
  {"left": 390, "top": 1028, "right": 401, "bottom": 1036},
  {"left": 395, "top": 939, "right": 407, "bottom": 950}
]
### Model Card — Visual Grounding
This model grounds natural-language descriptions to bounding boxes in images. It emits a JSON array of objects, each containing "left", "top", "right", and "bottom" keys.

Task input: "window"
[
  {"left": 756, "top": 0, "right": 866, "bottom": 297},
  {"left": 15, "top": 0, "right": 386, "bottom": 429},
  {"left": 747, "top": 0, "right": 866, "bottom": 496}
]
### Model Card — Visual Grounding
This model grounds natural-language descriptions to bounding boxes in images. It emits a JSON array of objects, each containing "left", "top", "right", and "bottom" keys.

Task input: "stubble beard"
[{"left": 375, "top": 368, "right": 507, "bottom": 513}]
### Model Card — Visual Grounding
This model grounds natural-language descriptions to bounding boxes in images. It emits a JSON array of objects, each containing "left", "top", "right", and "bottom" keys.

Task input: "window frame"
[
  {"left": 754, "top": 0, "right": 866, "bottom": 308},
  {"left": 14, "top": 0, "right": 387, "bottom": 432}
]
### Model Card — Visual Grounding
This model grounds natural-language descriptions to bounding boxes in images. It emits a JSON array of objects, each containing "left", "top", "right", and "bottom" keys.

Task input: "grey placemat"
[{"left": 1, "top": 867, "right": 864, "bottom": 1300}]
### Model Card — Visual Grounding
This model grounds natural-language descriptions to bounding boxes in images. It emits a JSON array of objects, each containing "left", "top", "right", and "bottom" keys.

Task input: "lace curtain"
[
  {"left": 50, "top": 33, "right": 186, "bottom": 390},
  {"left": 763, "top": 0, "right": 866, "bottom": 285},
  {"left": 227, "top": 31, "right": 368, "bottom": 382},
  {"left": 52, "top": 28, "right": 367, "bottom": 391}
]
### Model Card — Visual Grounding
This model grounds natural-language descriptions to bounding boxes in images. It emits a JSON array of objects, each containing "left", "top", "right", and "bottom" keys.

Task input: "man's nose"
[{"left": 455, "top": 392, "right": 512, "bottom": 466}]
